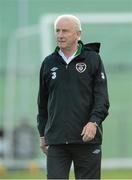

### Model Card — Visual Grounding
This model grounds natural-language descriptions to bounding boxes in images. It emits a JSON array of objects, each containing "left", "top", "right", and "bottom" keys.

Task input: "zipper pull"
[{"left": 66, "top": 64, "right": 68, "bottom": 69}]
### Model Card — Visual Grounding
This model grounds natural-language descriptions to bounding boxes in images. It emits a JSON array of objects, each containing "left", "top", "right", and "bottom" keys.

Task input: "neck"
[{"left": 61, "top": 44, "right": 78, "bottom": 58}]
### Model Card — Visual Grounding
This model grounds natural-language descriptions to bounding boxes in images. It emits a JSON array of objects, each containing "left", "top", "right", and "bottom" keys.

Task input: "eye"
[
  {"left": 62, "top": 29, "right": 69, "bottom": 33},
  {"left": 56, "top": 29, "right": 60, "bottom": 33}
]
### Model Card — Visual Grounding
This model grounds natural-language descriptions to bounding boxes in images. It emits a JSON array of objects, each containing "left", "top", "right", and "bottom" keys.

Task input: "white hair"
[{"left": 54, "top": 14, "right": 82, "bottom": 32}]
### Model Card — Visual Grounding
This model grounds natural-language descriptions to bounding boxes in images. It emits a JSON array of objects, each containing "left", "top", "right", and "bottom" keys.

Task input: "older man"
[{"left": 37, "top": 14, "right": 109, "bottom": 179}]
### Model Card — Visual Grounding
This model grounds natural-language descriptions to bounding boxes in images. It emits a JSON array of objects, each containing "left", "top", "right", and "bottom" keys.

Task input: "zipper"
[
  {"left": 66, "top": 64, "right": 68, "bottom": 69},
  {"left": 64, "top": 64, "right": 69, "bottom": 142}
]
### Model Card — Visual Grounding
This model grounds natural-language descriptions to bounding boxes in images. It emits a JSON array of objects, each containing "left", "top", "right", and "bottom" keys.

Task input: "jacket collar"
[
  {"left": 55, "top": 41, "right": 82, "bottom": 55},
  {"left": 55, "top": 40, "right": 100, "bottom": 53},
  {"left": 54, "top": 40, "right": 101, "bottom": 62},
  {"left": 79, "top": 40, "right": 101, "bottom": 53}
]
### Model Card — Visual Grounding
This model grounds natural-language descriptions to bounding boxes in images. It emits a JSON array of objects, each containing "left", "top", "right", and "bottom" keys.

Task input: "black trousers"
[{"left": 47, "top": 144, "right": 101, "bottom": 179}]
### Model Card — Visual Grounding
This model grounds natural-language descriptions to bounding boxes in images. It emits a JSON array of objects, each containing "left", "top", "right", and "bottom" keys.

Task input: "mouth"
[
  {"left": 57, "top": 38, "right": 66, "bottom": 43},
  {"left": 58, "top": 41, "right": 66, "bottom": 43}
]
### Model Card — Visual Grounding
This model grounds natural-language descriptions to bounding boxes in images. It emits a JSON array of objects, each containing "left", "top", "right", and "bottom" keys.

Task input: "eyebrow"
[{"left": 56, "top": 28, "right": 70, "bottom": 32}]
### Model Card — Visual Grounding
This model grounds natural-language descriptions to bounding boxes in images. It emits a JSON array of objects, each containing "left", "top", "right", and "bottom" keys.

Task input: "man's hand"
[
  {"left": 81, "top": 122, "right": 97, "bottom": 142},
  {"left": 40, "top": 137, "right": 48, "bottom": 155}
]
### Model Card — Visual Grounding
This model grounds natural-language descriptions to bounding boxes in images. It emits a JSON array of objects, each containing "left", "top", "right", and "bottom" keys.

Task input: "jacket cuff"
[
  {"left": 39, "top": 130, "right": 45, "bottom": 137},
  {"left": 37, "top": 115, "right": 46, "bottom": 137},
  {"left": 89, "top": 115, "right": 102, "bottom": 126}
]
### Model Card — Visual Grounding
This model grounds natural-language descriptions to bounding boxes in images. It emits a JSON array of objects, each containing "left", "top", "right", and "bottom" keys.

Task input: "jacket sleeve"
[
  {"left": 37, "top": 61, "right": 48, "bottom": 137},
  {"left": 89, "top": 55, "right": 110, "bottom": 125}
]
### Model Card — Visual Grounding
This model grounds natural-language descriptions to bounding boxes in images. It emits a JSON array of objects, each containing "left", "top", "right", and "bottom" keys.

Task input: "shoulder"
[
  {"left": 40, "top": 52, "right": 59, "bottom": 73},
  {"left": 41, "top": 52, "right": 57, "bottom": 66},
  {"left": 83, "top": 48, "right": 101, "bottom": 65},
  {"left": 43, "top": 52, "right": 56, "bottom": 63},
  {"left": 81, "top": 41, "right": 101, "bottom": 63},
  {"left": 81, "top": 48, "right": 103, "bottom": 73}
]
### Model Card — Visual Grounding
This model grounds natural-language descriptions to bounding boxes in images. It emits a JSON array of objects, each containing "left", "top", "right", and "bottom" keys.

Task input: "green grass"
[
  {"left": 0, "top": 169, "right": 132, "bottom": 179},
  {"left": 102, "top": 169, "right": 132, "bottom": 179}
]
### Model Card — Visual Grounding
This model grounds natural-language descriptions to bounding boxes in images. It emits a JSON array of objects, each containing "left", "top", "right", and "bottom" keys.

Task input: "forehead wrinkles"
[{"left": 56, "top": 18, "right": 77, "bottom": 31}]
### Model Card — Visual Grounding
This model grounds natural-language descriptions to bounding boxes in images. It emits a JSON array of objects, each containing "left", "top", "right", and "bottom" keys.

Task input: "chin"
[
  {"left": 59, "top": 45, "right": 67, "bottom": 49},
  {"left": 58, "top": 42, "right": 67, "bottom": 48}
]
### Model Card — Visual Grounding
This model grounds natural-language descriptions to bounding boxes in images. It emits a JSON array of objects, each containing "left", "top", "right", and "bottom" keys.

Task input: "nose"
[{"left": 56, "top": 31, "right": 64, "bottom": 38}]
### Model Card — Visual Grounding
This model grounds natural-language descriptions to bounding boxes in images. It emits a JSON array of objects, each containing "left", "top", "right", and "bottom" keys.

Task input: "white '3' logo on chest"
[
  {"left": 51, "top": 72, "right": 56, "bottom": 79},
  {"left": 51, "top": 67, "right": 58, "bottom": 79}
]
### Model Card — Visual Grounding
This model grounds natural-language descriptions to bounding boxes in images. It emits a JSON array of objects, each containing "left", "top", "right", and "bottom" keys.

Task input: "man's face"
[{"left": 55, "top": 18, "right": 81, "bottom": 50}]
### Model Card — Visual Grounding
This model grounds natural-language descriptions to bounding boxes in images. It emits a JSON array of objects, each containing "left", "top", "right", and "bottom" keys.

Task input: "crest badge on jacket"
[{"left": 76, "top": 63, "right": 87, "bottom": 73}]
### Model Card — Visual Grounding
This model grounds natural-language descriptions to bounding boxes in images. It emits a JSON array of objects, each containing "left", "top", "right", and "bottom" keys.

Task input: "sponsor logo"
[
  {"left": 51, "top": 67, "right": 58, "bottom": 72},
  {"left": 92, "top": 149, "right": 100, "bottom": 154},
  {"left": 101, "top": 72, "right": 105, "bottom": 79},
  {"left": 50, "top": 67, "right": 58, "bottom": 79},
  {"left": 76, "top": 63, "right": 87, "bottom": 73}
]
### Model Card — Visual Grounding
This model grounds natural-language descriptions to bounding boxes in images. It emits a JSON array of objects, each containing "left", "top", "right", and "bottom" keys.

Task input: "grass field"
[{"left": 0, "top": 168, "right": 132, "bottom": 179}]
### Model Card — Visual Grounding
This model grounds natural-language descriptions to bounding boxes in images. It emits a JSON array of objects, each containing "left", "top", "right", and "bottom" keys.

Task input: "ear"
[{"left": 77, "top": 31, "right": 81, "bottom": 40}]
